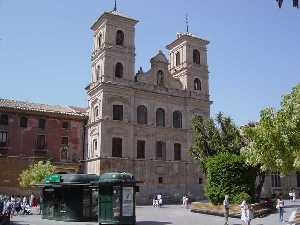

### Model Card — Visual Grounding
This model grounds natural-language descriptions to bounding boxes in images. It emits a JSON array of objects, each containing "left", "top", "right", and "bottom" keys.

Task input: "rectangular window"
[
  {"left": 113, "top": 105, "right": 123, "bottom": 121},
  {"left": 38, "top": 119, "right": 46, "bottom": 129},
  {"left": 20, "top": 117, "right": 28, "bottom": 128},
  {"left": 0, "top": 131, "right": 8, "bottom": 147},
  {"left": 112, "top": 137, "right": 122, "bottom": 158},
  {"left": 297, "top": 172, "right": 300, "bottom": 187},
  {"left": 137, "top": 140, "right": 145, "bottom": 159},
  {"left": 156, "top": 141, "right": 166, "bottom": 160},
  {"left": 36, "top": 135, "right": 46, "bottom": 150},
  {"left": 62, "top": 121, "right": 70, "bottom": 129},
  {"left": 158, "top": 177, "right": 163, "bottom": 184},
  {"left": 271, "top": 173, "right": 281, "bottom": 187},
  {"left": 0, "top": 114, "right": 8, "bottom": 125},
  {"left": 61, "top": 137, "right": 69, "bottom": 145},
  {"left": 174, "top": 143, "right": 181, "bottom": 161}
]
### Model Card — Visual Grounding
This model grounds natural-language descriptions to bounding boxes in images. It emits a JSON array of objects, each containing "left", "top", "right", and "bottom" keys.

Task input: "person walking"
[
  {"left": 240, "top": 200, "right": 251, "bottom": 225},
  {"left": 223, "top": 195, "right": 229, "bottom": 225},
  {"left": 276, "top": 195, "right": 284, "bottom": 223},
  {"left": 292, "top": 190, "right": 296, "bottom": 203}
]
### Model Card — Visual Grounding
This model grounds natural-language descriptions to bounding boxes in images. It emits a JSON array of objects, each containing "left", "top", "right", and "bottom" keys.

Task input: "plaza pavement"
[{"left": 10, "top": 200, "right": 300, "bottom": 225}]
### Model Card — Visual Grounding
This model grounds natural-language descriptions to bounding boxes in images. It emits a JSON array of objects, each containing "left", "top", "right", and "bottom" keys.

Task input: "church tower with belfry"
[{"left": 85, "top": 4, "right": 211, "bottom": 204}]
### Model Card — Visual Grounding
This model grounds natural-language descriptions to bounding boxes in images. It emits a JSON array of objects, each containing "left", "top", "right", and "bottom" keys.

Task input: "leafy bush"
[
  {"left": 232, "top": 192, "right": 251, "bottom": 204},
  {"left": 19, "top": 161, "right": 55, "bottom": 188},
  {"left": 205, "top": 153, "right": 255, "bottom": 204}
]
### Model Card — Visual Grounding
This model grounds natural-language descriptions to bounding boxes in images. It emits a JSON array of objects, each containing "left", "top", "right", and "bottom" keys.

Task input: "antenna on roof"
[
  {"left": 185, "top": 14, "right": 189, "bottom": 33},
  {"left": 113, "top": 0, "right": 117, "bottom": 11}
]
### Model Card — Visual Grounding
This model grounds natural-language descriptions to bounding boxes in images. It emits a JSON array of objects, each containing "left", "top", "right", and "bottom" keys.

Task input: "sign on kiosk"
[{"left": 122, "top": 187, "right": 134, "bottom": 216}]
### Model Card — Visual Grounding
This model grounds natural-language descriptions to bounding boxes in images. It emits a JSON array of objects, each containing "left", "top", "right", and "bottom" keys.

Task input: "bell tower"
[
  {"left": 90, "top": 9, "right": 138, "bottom": 83},
  {"left": 166, "top": 32, "right": 209, "bottom": 95}
]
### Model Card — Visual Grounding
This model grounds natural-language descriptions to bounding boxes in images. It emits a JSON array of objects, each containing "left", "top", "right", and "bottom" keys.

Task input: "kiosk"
[
  {"left": 97, "top": 172, "right": 138, "bottom": 225},
  {"left": 41, "top": 174, "right": 98, "bottom": 221}
]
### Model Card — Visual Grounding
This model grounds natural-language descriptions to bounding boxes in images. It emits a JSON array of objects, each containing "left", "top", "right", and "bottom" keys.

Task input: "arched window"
[
  {"left": 194, "top": 78, "right": 202, "bottom": 91},
  {"left": 156, "top": 108, "right": 165, "bottom": 127},
  {"left": 176, "top": 52, "right": 181, "bottom": 66},
  {"left": 115, "top": 63, "right": 123, "bottom": 78},
  {"left": 116, "top": 30, "right": 124, "bottom": 46},
  {"left": 193, "top": 49, "right": 200, "bottom": 64},
  {"left": 157, "top": 70, "right": 164, "bottom": 86},
  {"left": 173, "top": 111, "right": 182, "bottom": 128},
  {"left": 137, "top": 105, "right": 147, "bottom": 124},
  {"left": 98, "top": 33, "right": 102, "bottom": 48}
]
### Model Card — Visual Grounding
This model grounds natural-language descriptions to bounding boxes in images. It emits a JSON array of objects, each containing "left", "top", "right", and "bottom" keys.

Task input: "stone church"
[{"left": 85, "top": 8, "right": 211, "bottom": 203}]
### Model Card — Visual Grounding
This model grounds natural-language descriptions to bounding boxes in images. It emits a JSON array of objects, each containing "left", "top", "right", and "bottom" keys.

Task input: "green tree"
[
  {"left": 19, "top": 161, "right": 56, "bottom": 188},
  {"left": 190, "top": 112, "right": 245, "bottom": 168},
  {"left": 205, "top": 153, "right": 256, "bottom": 204},
  {"left": 242, "top": 83, "right": 300, "bottom": 196},
  {"left": 242, "top": 83, "right": 300, "bottom": 174}
]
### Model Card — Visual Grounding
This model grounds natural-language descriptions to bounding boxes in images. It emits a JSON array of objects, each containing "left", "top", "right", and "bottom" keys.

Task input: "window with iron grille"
[
  {"left": 271, "top": 173, "right": 281, "bottom": 187},
  {"left": 36, "top": 135, "right": 46, "bottom": 150},
  {"left": 0, "top": 131, "right": 8, "bottom": 147},
  {"left": 156, "top": 108, "right": 165, "bottom": 127},
  {"left": 137, "top": 105, "right": 147, "bottom": 125},
  {"left": 156, "top": 141, "right": 166, "bottom": 160},
  {"left": 173, "top": 111, "right": 182, "bottom": 128}
]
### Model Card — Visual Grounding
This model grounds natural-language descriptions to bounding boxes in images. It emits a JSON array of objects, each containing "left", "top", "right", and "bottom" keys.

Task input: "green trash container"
[{"left": 97, "top": 172, "right": 138, "bottom": 225}]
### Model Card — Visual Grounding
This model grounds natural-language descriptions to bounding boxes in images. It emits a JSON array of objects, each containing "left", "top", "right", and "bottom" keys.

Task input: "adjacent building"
[{"left": 0, "top": 99, "right": 87, "bottom": 194}]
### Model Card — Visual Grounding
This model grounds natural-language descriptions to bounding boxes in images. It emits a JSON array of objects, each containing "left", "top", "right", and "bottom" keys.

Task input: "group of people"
[
  {"left": 152, "top": 194, "right": 163, "bottom": 207},
  {"left": 0, "top": 194, "right": 38, "bottom": 218},
  {"left": 223, "top": 193, "right": 291, "bottom": 225},
  {"left": 223, "top": 195, "right": 254, "bottom": 225}
]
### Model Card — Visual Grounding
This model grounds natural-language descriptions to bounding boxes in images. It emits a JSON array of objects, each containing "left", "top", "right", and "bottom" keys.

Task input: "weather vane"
[
  {"left": 185, "top": 14, "right": 189, "bottom": 33},
  {"left": 114, "top": 0, "right": 117, "bottom": 11}
]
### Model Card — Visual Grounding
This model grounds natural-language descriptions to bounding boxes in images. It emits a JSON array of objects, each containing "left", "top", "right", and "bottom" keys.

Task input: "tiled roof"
[{"left": 0, "top": 98, "right": 88, "bottom": 118}]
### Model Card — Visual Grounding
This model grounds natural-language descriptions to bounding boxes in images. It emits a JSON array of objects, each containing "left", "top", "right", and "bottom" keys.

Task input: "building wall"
[
  {"left": 0, "top": 110, "right": 86, "bottom": 194},
  {"left": 0, "top": 111, "right": 85, "bottom": 161}
]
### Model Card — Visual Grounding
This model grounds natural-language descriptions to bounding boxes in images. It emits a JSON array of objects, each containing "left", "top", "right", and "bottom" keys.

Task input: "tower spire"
[
  {"left": 114, "top": 0, "right": 117, "bottom": 11},
  {"left": 185, "top": 14, "right": 189, "bottom": 33}
]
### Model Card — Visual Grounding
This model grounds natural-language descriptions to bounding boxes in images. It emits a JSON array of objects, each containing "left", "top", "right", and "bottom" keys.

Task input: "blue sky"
[{"left": 0, "top": 0, "right": 299, "bottom": 125}]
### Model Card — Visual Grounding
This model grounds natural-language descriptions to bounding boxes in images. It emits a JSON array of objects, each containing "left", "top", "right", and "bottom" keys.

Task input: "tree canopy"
[
  {"left": 19, "top": 161, "right": 56, "bottom": 188},
  {"left": 242, "top": 83, "right": 300, "bottom": 174},
  {"left": 189, "top": 112, "right": 244, "bottom": 166}
]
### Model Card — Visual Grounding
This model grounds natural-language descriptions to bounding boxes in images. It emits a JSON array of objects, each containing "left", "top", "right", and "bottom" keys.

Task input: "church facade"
[{"left": 85, "top": 9, "right": 211, "bottom": 203}]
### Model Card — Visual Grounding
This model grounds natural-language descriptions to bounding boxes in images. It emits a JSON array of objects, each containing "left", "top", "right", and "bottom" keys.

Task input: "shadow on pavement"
[
  {"left": 9, "top": 220, "right": 30, "bottom": 225},
  {"left": 284, "top": 204, "right": 300, "bottom": 209},
  {"left": 137, "top": 221, "right": 172, "bottom": 225}
]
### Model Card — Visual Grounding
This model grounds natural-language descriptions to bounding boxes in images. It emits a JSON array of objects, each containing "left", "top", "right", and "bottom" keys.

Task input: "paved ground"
[{"left": 10, "top": 200, "right": 300, "bottom": 225}]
